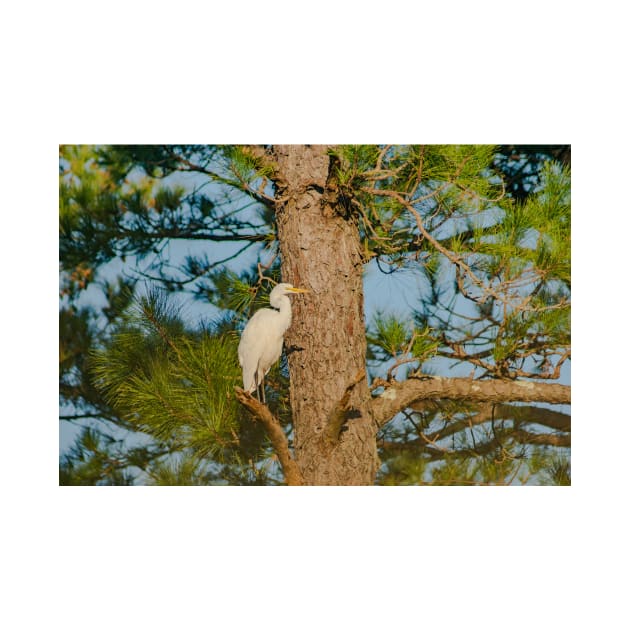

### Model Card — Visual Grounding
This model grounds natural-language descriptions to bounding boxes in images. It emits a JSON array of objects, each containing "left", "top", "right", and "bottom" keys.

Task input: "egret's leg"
[
  {"left": 253, "top": 361, "right": 264, "bottom": 402},
  {"left": 253, "top": 370, "right": 265, "bottom": 403}
]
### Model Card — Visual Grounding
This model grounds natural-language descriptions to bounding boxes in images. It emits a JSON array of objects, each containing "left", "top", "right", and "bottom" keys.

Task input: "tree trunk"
[{"left": 271, "top": 145, "right": 379, "bottom": 485}]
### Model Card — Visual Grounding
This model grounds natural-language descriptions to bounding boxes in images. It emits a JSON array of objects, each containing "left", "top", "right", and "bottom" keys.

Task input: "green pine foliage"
[
  {"left": 59, "top": 427, "right": 138, "bottom": 486},
  {"left": 145, "top": 454, "right": 215, "bottom": 486},
  {"left": 221, "top": 145, "right": 277, "bottom": 186},
  {"left": 367, "top": 313, "right": 439, "bottom": 375},
  {"left": 91, "top": 291, "right": 243, "bottom": 461}
]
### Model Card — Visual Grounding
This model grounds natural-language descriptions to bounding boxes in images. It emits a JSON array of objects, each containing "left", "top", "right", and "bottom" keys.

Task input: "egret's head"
[
  {"left": 272, "top": 283, "right": 309, "bottom": 297},
  {"left": 269, "top": 283, "right": 309, "bottom": 307}
]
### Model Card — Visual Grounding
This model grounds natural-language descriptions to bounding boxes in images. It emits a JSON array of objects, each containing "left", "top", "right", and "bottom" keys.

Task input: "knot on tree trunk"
[{"left": 323, "top": 369, "right": 367, "bottom": 448}]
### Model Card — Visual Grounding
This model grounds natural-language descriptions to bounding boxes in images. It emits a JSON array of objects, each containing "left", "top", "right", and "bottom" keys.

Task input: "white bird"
[{"left": 238, "top": 283, "right": 309, "bottom": 402}]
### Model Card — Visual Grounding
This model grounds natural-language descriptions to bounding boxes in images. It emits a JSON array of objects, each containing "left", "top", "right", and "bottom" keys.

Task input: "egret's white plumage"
[{"left": 238, "top": 283, "right": 308, "bottom": 401}]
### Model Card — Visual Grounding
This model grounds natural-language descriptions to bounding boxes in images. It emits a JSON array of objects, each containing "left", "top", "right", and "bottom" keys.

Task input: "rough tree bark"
[{"left": 270, "top": 145, "right": 379, "bottom": 485}]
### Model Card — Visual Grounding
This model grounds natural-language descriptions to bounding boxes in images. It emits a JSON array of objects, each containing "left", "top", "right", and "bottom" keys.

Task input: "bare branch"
[
  {"left": 402, "top": 402, "right": 571, "bottom": 448},
  {"left": 234, "top": 387, "right": 304, "bottom": 485}
]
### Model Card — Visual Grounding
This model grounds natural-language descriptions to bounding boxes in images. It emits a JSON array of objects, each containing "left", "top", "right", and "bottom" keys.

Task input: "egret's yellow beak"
[{"left": 288, "top": 287, "right": 309, "bottom": 294}]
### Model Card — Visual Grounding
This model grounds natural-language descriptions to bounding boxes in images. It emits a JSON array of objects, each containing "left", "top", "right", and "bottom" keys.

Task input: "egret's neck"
[{"left": 272, "top": 295, "right": 292, "bottom": 331}]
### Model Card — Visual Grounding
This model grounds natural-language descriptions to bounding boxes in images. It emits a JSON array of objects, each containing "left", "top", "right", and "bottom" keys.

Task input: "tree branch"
[
  {"left": 372, "top": 376, "right": 570, "bottom": 429},
  {"left": 382, "top": 427, "right": 569, "bottom": 456},
  {"left": 234, "top": 387, "right": 304, "bottom": 485},
  {"left": 467, "top": 403, "right": 571, "bottom": 432}
]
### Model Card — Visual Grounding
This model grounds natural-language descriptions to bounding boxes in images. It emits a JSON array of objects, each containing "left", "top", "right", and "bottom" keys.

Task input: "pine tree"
[{"left": 59, "top": 144, "right": 570, "bottom": 485}]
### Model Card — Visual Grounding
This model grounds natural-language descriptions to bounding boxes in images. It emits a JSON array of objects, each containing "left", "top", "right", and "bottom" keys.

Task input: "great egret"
[{"left": 238, "top": 283, "right": 308, "bottom": 402}]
